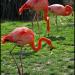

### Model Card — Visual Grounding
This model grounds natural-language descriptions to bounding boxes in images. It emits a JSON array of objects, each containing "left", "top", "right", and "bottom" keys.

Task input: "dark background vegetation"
[{"left": 1, "top": 0, "right": 74, "bottom": 21}]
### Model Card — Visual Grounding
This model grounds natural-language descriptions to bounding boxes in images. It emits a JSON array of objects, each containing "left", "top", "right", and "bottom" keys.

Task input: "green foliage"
[{"left": 1, "top": 15, "right": 74, "bottom": 75}]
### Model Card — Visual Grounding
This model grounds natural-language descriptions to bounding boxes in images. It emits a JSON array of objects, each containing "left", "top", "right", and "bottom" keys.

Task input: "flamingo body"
[
  {"left": 2, "top": 27, "right": 34, "bottom": 46},
  {"left": 48, "top": 4, "right": 72, "bottom": 16}
]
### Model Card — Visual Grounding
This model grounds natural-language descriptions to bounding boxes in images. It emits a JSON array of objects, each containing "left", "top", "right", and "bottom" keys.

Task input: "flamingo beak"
[
  {"left": 50, "top": 46, "right": 56, "bottom": 51},
  {"left": 1, "top": 35, "right": 7, "bottom": 44},
  {"left": 19, "top": 8, "right": 22, "bottom": 15},
  {"left": 50, "top": 47, "right": 54, "bottom": 51},
  {"left": 18, "top": 12, "right": 22, "bottom": 15}
]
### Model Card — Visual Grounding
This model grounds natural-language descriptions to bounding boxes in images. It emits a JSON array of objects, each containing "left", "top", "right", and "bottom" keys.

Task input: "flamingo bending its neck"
[
  {"left": 1, "top": 27, "right": 55, "bottom": 75},
  {"left": 19, "top": 0, "right": 50, "bottom": 33},
  {"left": 48, "top": 4, "right": 72, "bottom": 31},
  {"left": 1, "top": 27, "right": 54, "bottom": 52},
  {"left": 48, "top": 4, "right": 72, "bottom": 16}
]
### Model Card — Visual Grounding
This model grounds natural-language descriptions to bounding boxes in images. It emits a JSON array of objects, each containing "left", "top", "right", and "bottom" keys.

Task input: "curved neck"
[
  {"left": 19, "top": 3, "right": 31, "bottom": 13},
  {"left": 63, "top": 5, "right": 72, "bottom": 16},
  {"left": 30, "top": 37, "right": 53, "bottom": 52}
]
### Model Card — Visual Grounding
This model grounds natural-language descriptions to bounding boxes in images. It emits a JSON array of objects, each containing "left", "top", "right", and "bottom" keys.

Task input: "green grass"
[{"left": 1, "top": 15, "right": 74, "bottom": 75}]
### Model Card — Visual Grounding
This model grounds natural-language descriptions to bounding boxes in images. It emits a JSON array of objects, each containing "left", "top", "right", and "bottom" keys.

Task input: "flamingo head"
[
  {"left": 64, "top": 5, "right": 73, "bottom": 16},
  {"left": 1, "top": 35, "right": 8, "bottom": 44},
  {"left": 19, "top": 7, "right": 24, "bottom": 15},
  {"left": 1, "top": 35, "right": 14, "bottom": 44},
  {"left": 19, "top": 4, "right": 31, "bottom": 15}
]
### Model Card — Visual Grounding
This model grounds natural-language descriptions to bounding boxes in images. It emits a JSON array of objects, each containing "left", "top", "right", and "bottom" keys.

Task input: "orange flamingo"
[
  {"left": 1, "top": 27, "right": 54, "bottom": 50},
  {"left": 1, "top": 27, "right": 55, "bottom": 75},
  {"left": 19, "top": 0, "right": 50, "bottom": 34}
]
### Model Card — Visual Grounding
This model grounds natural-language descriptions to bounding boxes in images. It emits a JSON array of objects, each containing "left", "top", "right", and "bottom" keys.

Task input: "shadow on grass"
[
  {"left": 46, "top": 35, "right": 66, "bottom": 41},
  {"left": 12, "top": 50, "right": 37, "bottom": 58},
  {"left": 22, "top": 51, "right": 36, "bottom": 57},
  {"left": 62, "top": 43, "right": 74, "bottom": 46},
  {"left": 64, "top": 23, "right": 74, "bottom": 28},
  {"left": 23, "top": 72, "right": 30, "bottom": 75}
]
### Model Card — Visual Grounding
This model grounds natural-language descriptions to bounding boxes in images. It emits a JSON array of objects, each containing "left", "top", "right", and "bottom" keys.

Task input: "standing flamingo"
[
  {"left": 19, "top": 0, "right": 50, "bottom": 35},
  {"left": 48, "top": 4, "right": 72, "bottom": 31},
  {"left": 1, "top": 27, "right": 55, "bottom": 75}
]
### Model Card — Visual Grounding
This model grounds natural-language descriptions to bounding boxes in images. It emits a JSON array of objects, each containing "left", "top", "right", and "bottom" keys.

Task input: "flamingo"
[
  {"left": 19, "top": 0, "right": 50, "bottom": 35},
  {"left": 48, "top": 4, "right": 72, "bottom": 16},
  {"left": 1, "top": 27, "right": 55, "bottom": 75},
  {"left": 48, "top": 4, "right": 73, "bottom": 31}
]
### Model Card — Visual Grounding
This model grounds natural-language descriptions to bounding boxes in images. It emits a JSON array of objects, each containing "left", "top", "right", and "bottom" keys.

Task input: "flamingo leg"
[
  {"left": 59, "top": 17, "right": 63, "bottom": 31},
  {"left": 36, "top": 13, "right": 40, "bottom": 37},
  {"left": 32, "top": 12, "right": 40, "bottom": 37},
  {"left": 19, "top": 47, "right": 24, "bottom": 75},
  {"left": 9, "top": 45, "right": 21, "bottom": 75},
  {"left": 55, "top": 15, "right": 58, "bottom": 32},
  {"left": 44, "top": 10, "right": 50, "bottom": 37},
  {"left": 32, "top": 12, "right": 36, "bottom": 30}
]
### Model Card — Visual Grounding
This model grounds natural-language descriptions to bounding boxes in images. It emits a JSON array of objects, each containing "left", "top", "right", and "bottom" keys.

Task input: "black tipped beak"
[
  {"left": 50, "top": 47, "right": 53, "bottom": 51},
  {"left": 50, "top": 46, "right": 56, "bottom": 51},
  {"left": 19, "top": 13, "right": 22, "bottom": 15}
]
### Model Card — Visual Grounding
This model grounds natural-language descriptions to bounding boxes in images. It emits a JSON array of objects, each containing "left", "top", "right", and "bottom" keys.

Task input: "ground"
[{"left": 1, "top": 14, "right": 74, "bottom": 75}]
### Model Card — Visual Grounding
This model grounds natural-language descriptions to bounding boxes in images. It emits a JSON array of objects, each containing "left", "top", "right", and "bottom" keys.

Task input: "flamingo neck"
[
  {"left": 30, "top": 37, "right": 53, "bottom": 52},
  {"left": 19, "top": 3, "right": 31, "bottom": 13},
  {"left": 63, "top": 5, "right": 72, "bottom": 16}
]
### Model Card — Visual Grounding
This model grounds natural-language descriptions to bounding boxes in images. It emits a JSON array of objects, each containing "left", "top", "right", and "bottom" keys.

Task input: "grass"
[{"left": 1, "top": 14, "right": 74, "bottom": 75}]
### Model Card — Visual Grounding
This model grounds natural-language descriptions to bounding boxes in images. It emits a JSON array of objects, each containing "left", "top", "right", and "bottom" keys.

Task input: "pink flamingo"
[
  {"left": 19, "top": 0, "right": 50, "bottom": 35},
  {"left": 48, "top": 4, "right": 72, "bottom": 31},
  {"left": 48, "top": 4, "right": 72, "bottom": 16},
  {"left": 1, "top": 27, "right": 55, "bottom": 75}
]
